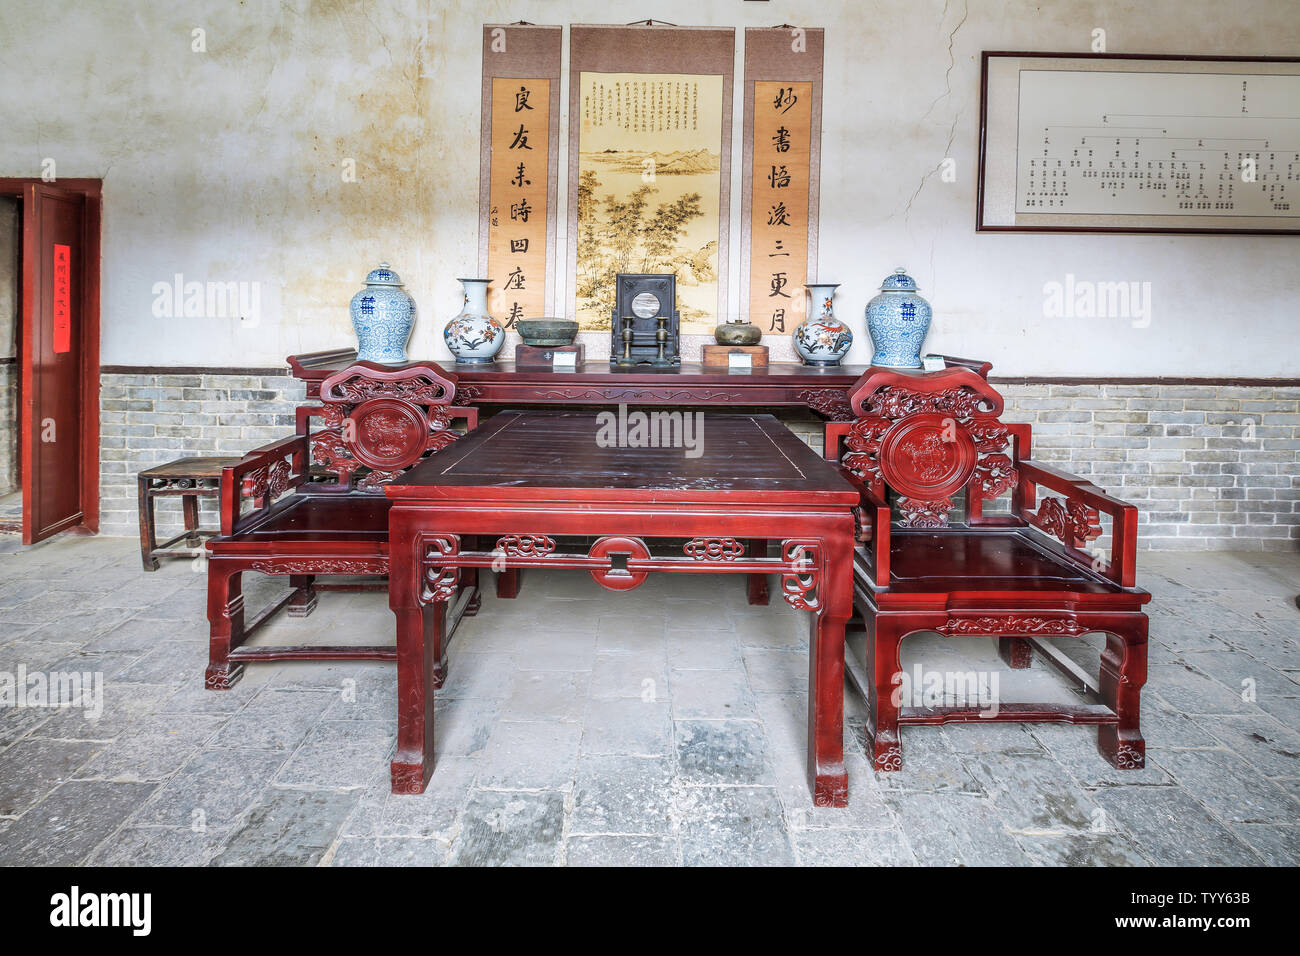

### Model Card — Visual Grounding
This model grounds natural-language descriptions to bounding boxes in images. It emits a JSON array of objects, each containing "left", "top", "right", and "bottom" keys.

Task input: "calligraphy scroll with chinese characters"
[
  {"left": 749, "top": 81, "right": 812, "bottom": 333},
  {"left": 487, "top": 77, "right": 550, "bottom": 326},
  {"left": 479, "top": 24, "right": 562, "bottom": 326},
  {"left": 741, "top": 28, "right": 824, "bottom": 340},
  {"left": 53, "top": 243, "right": 72, "bottom": 353}
]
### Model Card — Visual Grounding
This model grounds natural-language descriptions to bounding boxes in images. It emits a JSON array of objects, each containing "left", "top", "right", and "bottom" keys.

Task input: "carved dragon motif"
[
  {"left": 1032, "top": 496, "right": 1103, "bottom": 544},
  {"left": 867, "top": 384, "right": 989, "bottom": 420},
  {"left": 936, "top": 615, "right": 1088, "bottom": 636},
  {"left": 795, "top": 388, "right": 854, "bottom": 422},
  {"left": 897, "top": 496, "right": 954, "bottom": 529},
  {"left": 324, "top": 374, "right": 450, "bottom": 405},
  {"left": 248, "top": 559, "right": 388, "bottom": 574}
]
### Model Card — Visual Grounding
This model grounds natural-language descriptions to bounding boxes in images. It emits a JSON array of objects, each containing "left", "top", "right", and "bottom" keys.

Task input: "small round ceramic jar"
[
  {"left": 865, "top": 268, "right": 932, "bottom": 368},
  {"left": 350, "top": 263, "right": 416, "bottom": 365},
  {"left": 443, "top": 278, "right": 504, "bottom": 364},
  {"left": 793, "top": 283, "right": 852, "bottom": 366},
  {"left": 714, "top": 319, "right": 762, "bottom": 346}
]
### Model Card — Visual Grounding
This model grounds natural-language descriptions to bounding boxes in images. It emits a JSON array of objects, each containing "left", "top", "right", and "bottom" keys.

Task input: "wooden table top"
[
  {"left": 388, "top": 410, "right": 860, "bottom": 506},
  {"left": 139, "top": 456, "right": 241, "bottom": 479}
]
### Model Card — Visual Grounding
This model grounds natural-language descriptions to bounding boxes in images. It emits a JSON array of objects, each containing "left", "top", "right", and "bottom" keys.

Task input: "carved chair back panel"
[
  {"left": 840, "top": 368, "right": 1021, "bottom": 529},
  {"left": 312, "top": 362, "right": 461, "bottom": 493}
]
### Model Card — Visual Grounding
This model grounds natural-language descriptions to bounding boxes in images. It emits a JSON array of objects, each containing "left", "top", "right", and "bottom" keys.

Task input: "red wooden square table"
[{"left": 385, "top": 409, "right": 861, "bottom": 806}]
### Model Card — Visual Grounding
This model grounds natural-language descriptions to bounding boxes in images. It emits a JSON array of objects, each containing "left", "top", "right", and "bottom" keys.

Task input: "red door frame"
[{"left": 0, "top": 178, "right": 102, "bottom": 536}]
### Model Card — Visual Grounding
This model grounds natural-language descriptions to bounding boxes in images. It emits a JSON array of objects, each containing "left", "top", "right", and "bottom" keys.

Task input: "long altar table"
[
  {"left": 288, "top": 349, "right": 993, "bottom": 421},
  {"left": 384, "top": 409, "right": 861, "bottom": 806}
]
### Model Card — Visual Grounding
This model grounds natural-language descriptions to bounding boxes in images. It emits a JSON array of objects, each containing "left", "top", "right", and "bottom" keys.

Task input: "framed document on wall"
[{"left": 978, "top": 52, "right": 1300, "bottom": 234}]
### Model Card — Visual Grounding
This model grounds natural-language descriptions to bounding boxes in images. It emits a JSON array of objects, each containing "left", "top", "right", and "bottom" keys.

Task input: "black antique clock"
[{"left": 610, "top": 273, "right": 680, "bottom": 366}]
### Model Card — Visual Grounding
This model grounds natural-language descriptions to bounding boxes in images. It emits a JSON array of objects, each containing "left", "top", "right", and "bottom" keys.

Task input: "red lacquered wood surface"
[
  {"left": 19, "top": 184, "right": 89, "bottom": 543},
  {"left": 386, "top": 410, "right": 859, "bottom": 806},
  {"left": 288, "top": 350, "right": 995, "bottom": 422},
  {"left": 203, "top": 362, "right": 477, "bottom": 690},
  {"left": 827, "top": 367, "right": 1151, "bottom": 774}
]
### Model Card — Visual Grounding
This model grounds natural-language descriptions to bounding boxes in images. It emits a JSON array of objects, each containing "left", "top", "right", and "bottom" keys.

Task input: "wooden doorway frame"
[{"left": 0, "top": 177, "right": 102, "bottom": 536}]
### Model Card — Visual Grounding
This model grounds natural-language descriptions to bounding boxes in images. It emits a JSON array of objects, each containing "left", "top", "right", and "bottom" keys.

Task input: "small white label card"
[
  {"left": 727, "top": 351, "right": 753, "bottom": 371},
  {"left": 552, "top": 351, "right": 578, "bottom": 370},
  {"left": 921, "top": 354, "right": 946, "bottom": 372}
]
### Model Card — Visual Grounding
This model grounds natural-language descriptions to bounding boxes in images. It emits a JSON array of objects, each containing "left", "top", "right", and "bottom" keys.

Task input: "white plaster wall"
[{"left": 0, "top": 0, "right": 1296, "bottom": 376}]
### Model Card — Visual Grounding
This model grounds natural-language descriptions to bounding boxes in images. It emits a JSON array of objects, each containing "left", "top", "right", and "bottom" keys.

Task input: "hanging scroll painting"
[
  {"left": 741, "top": 27, "right": 824, "bottom": 339},
  {"left": 479, "top": 24, "right": 562, "bottom": 326},
  {"left": 569, "top": 25, "right": 735, "bottom": 335}
]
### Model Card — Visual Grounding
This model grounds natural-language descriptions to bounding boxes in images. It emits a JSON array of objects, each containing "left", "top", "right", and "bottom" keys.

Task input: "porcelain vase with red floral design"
[
  {"left": 793, "top": 283, "right": 851, "bottom": 366},
  {"left": 443, "top": 277, "right": 504, "bottom": 364}
]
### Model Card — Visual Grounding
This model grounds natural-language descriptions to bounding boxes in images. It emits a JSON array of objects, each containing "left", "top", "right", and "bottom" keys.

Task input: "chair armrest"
[
  {"left": 823, "top": 421, "right": 852, "bottom": 461},
  {"left": 1017, "top": 459, "right": 1139, "bottom": 588},
  {"left": 451, "top": 406, "right": 478, "bottom": 431},
  {"left": 833, "top": 467, "right": 891, "bottom": 590},
  {"left": 937, "top": 354, "right": 993, "bottom": 379},
  {"left": 858, "top": 480, "right": 892, "bottom": 590},
  {"left": 220, "top": 434, "right": 309, "bottom": 536}
]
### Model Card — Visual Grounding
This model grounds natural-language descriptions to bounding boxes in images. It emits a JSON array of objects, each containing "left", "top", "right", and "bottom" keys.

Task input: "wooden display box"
[
  {"left": 701, "top": 344, "right": 769, "bottom": 368},
  {"left": 515, "top": 344, "right": 585, "bottom": 368}
]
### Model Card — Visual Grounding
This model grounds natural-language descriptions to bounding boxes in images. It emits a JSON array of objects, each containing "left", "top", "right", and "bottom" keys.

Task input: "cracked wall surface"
[{"left": 0, "top": 0, "right": 1297, "bottom": 377}]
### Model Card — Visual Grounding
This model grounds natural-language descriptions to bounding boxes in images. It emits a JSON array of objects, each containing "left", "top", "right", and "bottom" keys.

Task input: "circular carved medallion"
[
  {"left": 347, "top": 398, "right": 430, "bottom": 471},
  {"left": 630, "top": 292, "right": 661, "bottom": 318},
  {"left": 877, "top": 412, "right": 976, "bottom": 499},
  {"left": 588, "top": 536, "right": 650, "bottom": 591}
]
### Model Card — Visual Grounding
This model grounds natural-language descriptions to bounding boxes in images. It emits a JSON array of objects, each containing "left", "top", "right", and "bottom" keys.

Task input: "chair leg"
[
  {"left": 287, "top": 574, "right": 318, "bottom": 618},
  {"left": 866, "top": 616, "right": 906, "bottom": 772},
  {"left": 138, "top": 477, "right": 159, "bottom": 571},
  {"left": 206, "top": 563, "right": 246, "bottom": 689},
  {"left": 998, "top": 636, "right": 1033, "bottom": 669},
  {"left": 497, "top": 568, "right": 520, "bottom": 599},
  {"left": 747, "top": 539, "right": 770, "bottom": 605},
  {"left": 463, "top": 566, "right": 481, "bottom": 617},
  {"left": 1098, "top": 617, "right": 1148, "bottom": 769},
  {"left": 182, "top": 492, "right": 201, "bottom": 547}
]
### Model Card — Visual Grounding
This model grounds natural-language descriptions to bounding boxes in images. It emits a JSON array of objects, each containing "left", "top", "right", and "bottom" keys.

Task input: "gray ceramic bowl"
[{"left": 518, "top": 318, "right": 579, "bottom": 347}]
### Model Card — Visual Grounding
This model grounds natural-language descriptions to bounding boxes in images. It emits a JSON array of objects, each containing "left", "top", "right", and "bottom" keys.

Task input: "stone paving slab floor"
[{"left": 0, "top": 535, "right": 1297, "bottom": 866}]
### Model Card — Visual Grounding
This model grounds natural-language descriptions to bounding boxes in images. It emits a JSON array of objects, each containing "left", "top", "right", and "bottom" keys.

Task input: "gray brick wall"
[
  {"left": 0, "top": 362, "right": 16, "bottom": 497},
  {"left": 94, "top": 373, "right": 1298, "bottom": 550},
  {"left": 99, "top": 372, "right": 304, "bottom": 537},
  {"left": 998, "top": 383, "right": 1299, "bottom": 551}
]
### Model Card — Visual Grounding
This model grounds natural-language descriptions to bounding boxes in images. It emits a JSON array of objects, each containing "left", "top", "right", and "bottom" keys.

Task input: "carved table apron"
[{"left": 385, "top": 409, "right": 860, "bottom": 806}]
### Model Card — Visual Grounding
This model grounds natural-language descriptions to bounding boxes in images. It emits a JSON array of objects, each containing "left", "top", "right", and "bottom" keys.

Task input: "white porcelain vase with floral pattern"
[
  {"left": 793, "top": 283, "right": 851, "bottom": 367},
  {"left": 443, "top": 277, "right": 504, "bottom": 364}
]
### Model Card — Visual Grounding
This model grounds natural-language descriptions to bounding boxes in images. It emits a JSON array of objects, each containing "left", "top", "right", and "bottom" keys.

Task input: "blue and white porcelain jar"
[
  {"left": 793, "top": 283, "right": 852, "bottom": 367},
  {"left": 865, "top": 268, "right": 932, "bottom": 368},
  {"left": 443, "top": 278, "right": 504, "bottom": 364},
  {"left": 349, "top": 263, "right": 416, "bottom": 365}
]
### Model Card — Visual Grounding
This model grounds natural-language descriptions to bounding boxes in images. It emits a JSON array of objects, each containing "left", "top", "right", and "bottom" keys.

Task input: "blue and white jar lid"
[
  {"left": 879, "top": 268, "right": 917, "bottom": 291},
  {"left": 363, "top": 262, "right": 404, "bottom": 286}
]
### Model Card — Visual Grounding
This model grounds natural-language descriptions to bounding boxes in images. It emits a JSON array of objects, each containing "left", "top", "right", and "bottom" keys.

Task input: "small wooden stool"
[{"left": 138, "top": 456, "right": 238, "bottom": 571}]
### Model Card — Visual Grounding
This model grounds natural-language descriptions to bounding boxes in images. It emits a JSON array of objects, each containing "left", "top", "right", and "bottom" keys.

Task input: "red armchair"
[{"left": 825, "top": 365, "right": 1150, "bottom": 772}]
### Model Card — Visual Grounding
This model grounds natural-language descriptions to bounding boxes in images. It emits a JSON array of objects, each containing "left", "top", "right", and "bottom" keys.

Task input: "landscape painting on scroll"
[{"left": 575, "top": 72, "right": 724, "bottom": 332}]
